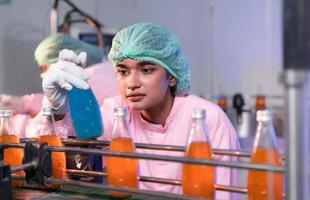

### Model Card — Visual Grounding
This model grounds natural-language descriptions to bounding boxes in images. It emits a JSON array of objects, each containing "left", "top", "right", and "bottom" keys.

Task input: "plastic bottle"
[
  {"left": 0, "top": 109, "right": 24, "bottom": 187},
  {"left": 37, "top": 107, "right": 66, "bottom": 189},
  {"left": 68, "top": 87, "right": 103, "bottom": 139},
  {"left": 248, "top": 110, "right": 283, "bottom": 200},
  {"left": 106, "top": 107, "right": 138, "bottom": 198},
  {"left": 182, "top": 108, "right": 214, "bottom": 198}
]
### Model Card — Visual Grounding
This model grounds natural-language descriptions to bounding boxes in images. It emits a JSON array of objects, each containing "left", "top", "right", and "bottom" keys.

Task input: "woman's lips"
[{"left": 126, "top": 93, "right": 145, "bottom": 102}]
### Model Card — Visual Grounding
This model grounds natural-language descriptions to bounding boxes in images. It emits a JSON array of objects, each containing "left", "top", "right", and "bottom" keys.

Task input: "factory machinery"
[
  {"left": 0, "top": 138, "right": 285, "bottom": 200},
  {"left": 0, "top": 0, "right": 308, "bottom": 199}
]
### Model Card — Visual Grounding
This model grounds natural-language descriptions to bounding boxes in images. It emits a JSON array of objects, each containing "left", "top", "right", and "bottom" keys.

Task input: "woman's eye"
[
  {"left": 117, "top": 69, "right": 129, "bottom": 76},
  {"left": 142, "top": 68, "right": 154, "bottom": 74}
]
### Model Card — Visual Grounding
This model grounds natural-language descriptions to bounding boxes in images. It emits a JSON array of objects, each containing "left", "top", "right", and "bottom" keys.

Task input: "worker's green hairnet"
[
  {"left": 108, "top": 23, "right": 191, "bottom": 95},
  {"left": 34, "top": 33, "right": 104, "bottom": 67}
]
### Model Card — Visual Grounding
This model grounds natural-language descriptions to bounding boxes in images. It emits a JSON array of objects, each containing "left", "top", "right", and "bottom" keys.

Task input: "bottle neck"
[
  {"left": 253, "top": 120, "right": 278, "bottom": 149},
  {"left": 187, "top": 117, "right": 210, "bottom": 144},
  {"left": 112, "top": 115, "right": 131, "bottom": 138},
  {"left": 39, "top": 114, "right": 56, "bottom": 136},
  {"left": 0, "top": 116, "right": 15, "bottom": 136}
]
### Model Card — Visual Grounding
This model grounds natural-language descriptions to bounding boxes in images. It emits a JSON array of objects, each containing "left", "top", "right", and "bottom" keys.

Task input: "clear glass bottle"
[
  {"left": 0, "top": 109, "right": 24, "bottom": 187},
  {"left": 68, "top": 87, "right": 103, "bottom": 139},
  {"left": 248, "top": 110, "right": 283, "bottom": 200},
  {"left": 106, "top": 107, "right": 138, "bottom": 198},
  {"left": 37, "top": 107, "right": 66, "bottom": 188},
  {"left": 182, "top": 108, "right": 214, "bottom": 198}
]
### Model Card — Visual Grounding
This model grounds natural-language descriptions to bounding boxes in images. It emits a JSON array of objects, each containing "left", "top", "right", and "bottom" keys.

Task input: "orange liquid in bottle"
[
  {"left": 0, "top": 135, "right": 24, "bottom": 187},
  {"left": 218, "top": 96, "right": 228, "bottom": 111},
  {"left": 39, "top": 135, "right": 66, "bottom": 189},
  {"left": 107, "top": 137, "right": 138, "bottom": 198},
  {"left": 255, "top": 95, "right": 266, "bottom": 110},
  {"left": 248, "top": 147, "right": 283, "bottom": 200},
  {"left": 182, "top": 141, "right": 214, "bottom": 198}
]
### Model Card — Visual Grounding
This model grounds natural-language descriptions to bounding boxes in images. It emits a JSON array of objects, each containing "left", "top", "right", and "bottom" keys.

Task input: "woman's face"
[{"left": 116, "top": 58, "right": 176, "bottom": 111}]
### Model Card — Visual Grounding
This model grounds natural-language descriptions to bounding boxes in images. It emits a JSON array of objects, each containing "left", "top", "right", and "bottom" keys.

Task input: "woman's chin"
[{"left": 127, "top": 101, "right": 147, "bottom": 110}]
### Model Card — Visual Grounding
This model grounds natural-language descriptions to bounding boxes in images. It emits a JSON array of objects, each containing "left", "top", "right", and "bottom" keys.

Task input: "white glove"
[
  {"left": 0, "top": 94, "right": 24, "bottom": 114},
  {"left": 42, "top": 49, "right": 90, "bottom": 115}
]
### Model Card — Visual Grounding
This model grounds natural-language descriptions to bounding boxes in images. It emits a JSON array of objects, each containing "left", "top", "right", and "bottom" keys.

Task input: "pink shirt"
[
  {"left": 100, "top": 95, "right": 240, "bottom": 200},
  {"left": 22, "top": 93, "right": 44, "bottom": 116}
]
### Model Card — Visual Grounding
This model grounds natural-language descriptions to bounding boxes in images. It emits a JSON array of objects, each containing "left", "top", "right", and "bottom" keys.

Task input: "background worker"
[{"left": 0, "top": 33, "right": 118, "bottom": 138}]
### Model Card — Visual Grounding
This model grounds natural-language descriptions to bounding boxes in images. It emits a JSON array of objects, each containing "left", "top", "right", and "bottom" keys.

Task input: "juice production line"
[{"left": 0, "top": 0, "right": 310, "bottom": 199}]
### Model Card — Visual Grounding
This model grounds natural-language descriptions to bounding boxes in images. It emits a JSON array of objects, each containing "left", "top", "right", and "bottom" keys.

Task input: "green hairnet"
[
  {"left": 108, "top": 23, "right": 191, "bottom": 95},
  {"left": 34, "top": 33, "right": 104, "bottom": 67}
]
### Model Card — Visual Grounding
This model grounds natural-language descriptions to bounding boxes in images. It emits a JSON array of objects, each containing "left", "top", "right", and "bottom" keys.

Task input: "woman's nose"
[{"left": 127, "top": 73, "right": 141, "bottom": 90}]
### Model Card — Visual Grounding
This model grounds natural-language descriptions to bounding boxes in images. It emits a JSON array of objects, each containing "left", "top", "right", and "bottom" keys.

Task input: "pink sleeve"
[
  {"left": 54, "top": 114, "right": 76, "bottom": 138},
  {"left": 22, "top": 93, "right": 44, "bottom": 116},
  {"left": 13, "top": 114, "right": 31, "bottom": 138}
]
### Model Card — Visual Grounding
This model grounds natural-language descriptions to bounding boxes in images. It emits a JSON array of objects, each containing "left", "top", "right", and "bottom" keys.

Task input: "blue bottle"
[{"left": 68, "top": 87, "right": 103, "bottom": 139}]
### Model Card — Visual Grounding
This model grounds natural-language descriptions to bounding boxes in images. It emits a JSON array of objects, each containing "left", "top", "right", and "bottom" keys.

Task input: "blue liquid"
[{"left": 68, "top": 87, "right": 103, "bottom": 139}]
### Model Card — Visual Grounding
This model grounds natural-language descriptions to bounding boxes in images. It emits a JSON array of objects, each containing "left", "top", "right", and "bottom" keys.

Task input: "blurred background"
[
  {"left": 0, "top": 0, "right": 286, "bottom": 150},
  {"left": 0, "top": 0, "right": 285, "bottom": 136},
  {"left": 0, "top": 0, "right": 282, "bottom": 98}
]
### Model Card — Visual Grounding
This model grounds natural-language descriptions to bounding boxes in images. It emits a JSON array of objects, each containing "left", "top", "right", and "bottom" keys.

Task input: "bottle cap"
[
  {"left": 192, "top": 108, "right": 206, "bottom": 119},
  {"left": 256, "top": 110, "right": 272, "bottom": 121},
  {"left": 114, "top": 107, "right": 127, "bottom": 117},
  {"left": 0, "top": 109, "right": 12, "bottom": 117},
  {"left": 42, "top": 107, "right": 54, "bottom": 116}
]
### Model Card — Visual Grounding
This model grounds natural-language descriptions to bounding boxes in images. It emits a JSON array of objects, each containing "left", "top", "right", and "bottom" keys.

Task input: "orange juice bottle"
[
  {"left": 255, "top": 84, "right": 266, "bottom": 111},
  {"left": 248, "top": 110, "right": 283, "bottom": 200},
  {"left": 0, "top": 109, "right": 24, "bottom": 187},
  {"left": 106, "top": 107, "right": 138, "bottom": 198},
  {"left": 37, "top": 107, "right": 66, "bottom": 189},
  {"left": 182, "top": 108, "right": 214, "bottom": 198},
  {"left": 217, "top": 95, "right": 228, "bottom": 112},
  {"left": 255, "top": 95, "right": 266, "bottom": 111}
]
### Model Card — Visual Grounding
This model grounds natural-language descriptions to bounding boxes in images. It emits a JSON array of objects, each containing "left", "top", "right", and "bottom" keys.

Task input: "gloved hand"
[
  {"left": 0, "top": 94, "right": 24, "bottom": 114},
  {"left": 42, "top": 49, "right": 90, "bottom": 115}
]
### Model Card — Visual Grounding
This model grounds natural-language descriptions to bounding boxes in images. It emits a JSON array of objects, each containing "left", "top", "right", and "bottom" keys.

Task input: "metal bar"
[
  {"left": 0, "top": 143, "right": 25, "bottom": 149},
  {"left": 47, "top": 178, "right": 199, "bottom": 200},
  {"left": 215, "top": 185, "right": 247, "bottom": 194},
  {"left": 11, "top": 175, "right": 25, "bottom": 181},
  {"left": 61, "top": 139, "right": 284, "bottom": 158},
  {"left": 11, "top": 160, "right": 38, "bottom": 173},
  {"left": 66, "top": 169, "right": 285, "bottom": 197},
  {"left": 20, "top": 138, "right": 37, "bottom": 143},
  {"left": 47, "top": 146, "right": 284, "bottom": 172},
  {"left": 282, "top": 69, "right": 309, "bottom": 200},
  {"left": 66, "top": 169, "right": 247, "bottom": 194},
  {"left": 20, "top": 139, "right": 285, "bottom": 159}
]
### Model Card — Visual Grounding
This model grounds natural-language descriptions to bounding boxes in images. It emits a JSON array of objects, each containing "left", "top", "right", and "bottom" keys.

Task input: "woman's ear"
[{"left": 169, "top": 76, "right": 177, "bottom": 87}]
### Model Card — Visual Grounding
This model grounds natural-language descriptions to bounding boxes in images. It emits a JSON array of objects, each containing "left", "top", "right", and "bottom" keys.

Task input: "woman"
[{"left": 42, "top": 23, "right": 240, "bottom": 199}]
